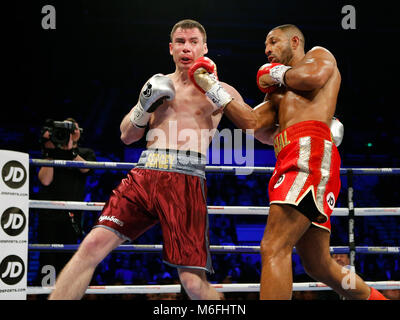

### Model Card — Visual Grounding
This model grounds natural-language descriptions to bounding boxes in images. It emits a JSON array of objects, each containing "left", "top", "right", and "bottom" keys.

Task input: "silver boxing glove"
[
  {"left": 330, "top": 117, "right": 344, "bottom": 147},
  {"left": 130, "top": 74, "right": 175, "bottom": 128}
]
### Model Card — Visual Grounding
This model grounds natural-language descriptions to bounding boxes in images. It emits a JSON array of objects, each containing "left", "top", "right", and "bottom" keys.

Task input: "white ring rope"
[
  {"left": 27, "top": 281, "right": 400, "bottom": 295},
  {"left": 29, "top": 200, "right": 400, "bottom": 216}
]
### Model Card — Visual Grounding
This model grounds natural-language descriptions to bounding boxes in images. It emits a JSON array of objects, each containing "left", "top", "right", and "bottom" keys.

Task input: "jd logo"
[
  {"left": 0, "top": 255, "right": 25, "bottom": 285},
  {"left": 1, "top": 207, "right": 26, "bottom": 236},
  {"left": 274, "top": 174, "right": 285, "bottom": 189},
  {"left": 2, "top": 161, "right": 27, "bottom": 189},
  {"left": 326, "top": 192, "right": 336, "bottom": 210}
]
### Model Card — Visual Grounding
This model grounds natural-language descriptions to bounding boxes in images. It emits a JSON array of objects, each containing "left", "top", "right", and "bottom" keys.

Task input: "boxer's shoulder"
[{"left": 307, "top": 46, "right": 337, "bottom": 62}]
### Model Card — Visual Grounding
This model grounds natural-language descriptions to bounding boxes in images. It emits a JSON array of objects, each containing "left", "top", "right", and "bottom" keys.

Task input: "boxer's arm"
[
  {"left": 219, "top": 83, "right": 278, "bottom": 141},
  {"left": 120, "top": 74, "right": 175, "bottom": 145},
  {"left": 284, "top": 47, "right": 336, "bottom": 91},
  {"left": 330, "top": 117, "right": 344, "bottom": 147},
  {"left": 120, "top": 111, "right": 147, "bottom": 145},
  {"left": 253, "top": 100, "right": 279, "bottom": 145},
  {"left": 221, "top": 83, "right": 257, "bottom": 131}
]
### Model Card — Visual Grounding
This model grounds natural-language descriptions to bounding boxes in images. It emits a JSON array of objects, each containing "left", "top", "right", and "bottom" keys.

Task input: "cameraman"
[{"left": 37, "top": 118, "right": 96, "bottom": 282}]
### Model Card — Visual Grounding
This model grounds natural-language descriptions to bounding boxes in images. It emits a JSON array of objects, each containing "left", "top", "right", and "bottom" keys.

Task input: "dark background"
[
  {"left": 6, "top": 0, "right": 400, "bottom": 163},
  {"left": 4, "top": 0, "right": 400, "bottom": 298}
]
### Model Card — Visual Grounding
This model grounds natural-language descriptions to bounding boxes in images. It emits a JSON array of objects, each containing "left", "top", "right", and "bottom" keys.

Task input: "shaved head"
[
  {"left": 265, "top": 24, "right": 306, "bottom": 65},
  {"left": 271, "top": 24, "right": 305, "bottom": 49}
]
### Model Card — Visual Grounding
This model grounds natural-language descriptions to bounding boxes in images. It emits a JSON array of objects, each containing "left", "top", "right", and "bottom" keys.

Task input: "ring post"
[
  {"left": 346, "top": 169, "right": 356, "bottom": 270},
  {"left": 0, "top": 150, "right": 29, "bottom": 300}
]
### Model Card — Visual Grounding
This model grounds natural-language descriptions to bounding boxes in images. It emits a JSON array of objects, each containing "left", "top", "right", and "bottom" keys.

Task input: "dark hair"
[
  {"left": 271, "top": 24, "right": 305, "bottom": 47},
  {"left": 170, "top": 19, "right": 207, "bottom": 42}
]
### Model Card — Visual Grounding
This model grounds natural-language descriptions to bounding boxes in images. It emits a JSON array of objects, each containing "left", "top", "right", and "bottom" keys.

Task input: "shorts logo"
[
  {"left": 98, "top": 215, "right": 124, "bottom": 227},
  {"left": 326, "top": 192, "right": 335, "bottom": 210},
  {"left": 274, "top": 174, "right": 285, "bottom": 189},
  {"left": 273, "top": 131, "right": 290, "bottom": 157},
  {"left": 145, "top": 153, "right": 176, "bottom": 170}
]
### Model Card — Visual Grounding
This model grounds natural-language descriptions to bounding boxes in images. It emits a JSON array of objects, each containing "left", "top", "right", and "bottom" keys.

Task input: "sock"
[{"left": 367, "top": 287, "right": 389, "bottom": 300}]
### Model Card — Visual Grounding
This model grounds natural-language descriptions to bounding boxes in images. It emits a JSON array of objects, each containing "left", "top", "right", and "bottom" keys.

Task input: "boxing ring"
[{"left": 27, "top": 159, "right": 400, "bottom": 296}]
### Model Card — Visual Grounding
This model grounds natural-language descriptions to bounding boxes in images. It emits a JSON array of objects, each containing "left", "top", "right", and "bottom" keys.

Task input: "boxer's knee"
[
  {"left": 260, "top": 237, "right": 293, "bottom": 264},
  {"left": 76, "top": 227, "right": 123, "bottom": 266},
  {"left": 301, "top": 254, "right": 332, "bottom": 281},
  {"left": 178, "top": 269, "right": 207, "bottom": 298}
]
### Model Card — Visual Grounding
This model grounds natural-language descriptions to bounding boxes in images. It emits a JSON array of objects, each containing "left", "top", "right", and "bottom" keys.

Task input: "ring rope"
[
  {"left": 27, "top": 159, "right": 400, "bottom": 297},
  {"left": 29, "top": 159, "right": 400, "bottom": 175},
  {"left": 28, "top": 244, "right": 400, "bottom": 255},
  {"left": 27, "top": 281, "right": 400, "bottom": 295},
  {"left": 29, "top": 200, "right": 400, "bottom": 216}
]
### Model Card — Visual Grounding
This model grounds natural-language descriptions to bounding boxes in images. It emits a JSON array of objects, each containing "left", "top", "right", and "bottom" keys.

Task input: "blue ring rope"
[
  {"left": 29, "top": 159, "right": 400, "bottom": 175},
  {"left": 28, "top": 244, "right": 400, "bottom": 254}
]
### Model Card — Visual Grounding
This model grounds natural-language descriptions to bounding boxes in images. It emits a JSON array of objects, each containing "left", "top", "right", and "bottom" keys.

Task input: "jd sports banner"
[{"left": 0, "top": 150, "right": 29, "bottom": 300}]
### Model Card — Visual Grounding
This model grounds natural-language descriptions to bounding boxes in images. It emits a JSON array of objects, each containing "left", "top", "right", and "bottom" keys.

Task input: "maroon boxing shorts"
[
  {"left": 269, "top": 120, "right": 341, "bottom": 232},
  {"left": 94, "top": 148, "right": 213, "bottom": 273}
]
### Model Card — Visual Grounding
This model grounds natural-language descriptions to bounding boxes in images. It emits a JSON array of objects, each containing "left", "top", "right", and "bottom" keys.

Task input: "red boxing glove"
[
  {"left": 256, "top": 63, "right": 282, "bottom": 94},
  {"left": 189, "top": 57, "right": 218, "bottom": 93}
]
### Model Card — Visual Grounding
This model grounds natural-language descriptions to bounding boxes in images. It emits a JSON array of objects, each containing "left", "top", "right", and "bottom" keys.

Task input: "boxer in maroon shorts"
[
  {"left": 49, "top": 19, "right": 255, "bottom": 300},
  {"left": 94, "top": 149, "right": 213, "bottom": 273}
]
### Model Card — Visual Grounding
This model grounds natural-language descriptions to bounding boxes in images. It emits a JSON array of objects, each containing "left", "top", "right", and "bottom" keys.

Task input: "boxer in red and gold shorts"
[
  {"left": 250, "top": 24, "right": 388, "bottom": 300},
  {"left": 190, "top": 23, "right": 389, "bottom": 300},
  {"left": 268, "top": 120, "right": 341, "bottom": 233},
  {"left": 94, "top": 148, "right": 213, "bottom": 273}
]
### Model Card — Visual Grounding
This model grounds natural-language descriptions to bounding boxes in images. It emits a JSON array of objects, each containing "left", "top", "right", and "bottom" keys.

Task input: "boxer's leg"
[
  {"left": 178, "top": 268, "right": 221, "bottom": 300},
  {"left": 260, "top": 204, "right": 311, "bottom": 299},
  {"left": 49, "top": 227, "right": 124, "bottom": 300},
  {"left": 295, "top": 226, "right": 387, "bottom": 300}
]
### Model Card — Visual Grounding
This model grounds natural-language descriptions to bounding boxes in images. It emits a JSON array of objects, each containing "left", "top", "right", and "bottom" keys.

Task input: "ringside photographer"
[{"left": 36, "top": 118, "right": 96, "bottom": 285}]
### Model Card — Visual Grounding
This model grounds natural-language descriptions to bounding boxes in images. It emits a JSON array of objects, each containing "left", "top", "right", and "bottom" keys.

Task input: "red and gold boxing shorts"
[
  {"left": 94, "top": 148, "right": 213, "bottom": 273},
  {"left": 269, "top": 120, "right": 341, "bottom": 232}
]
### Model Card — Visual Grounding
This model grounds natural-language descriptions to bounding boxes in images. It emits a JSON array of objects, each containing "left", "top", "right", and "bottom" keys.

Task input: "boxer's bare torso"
[
  {"left": 254, "top": 46, "right": 341, "bottom": 143},
  {"left": 147, "top": 73, "right": 222, "bottom": 155},
  {"left": 120, "top": 27, "right": 246, "bottom": 155},
  {"left": 243, "top": 26, "right": 342, "bottom": 144},
  {"left": 269, "top": 47, "right": 340, "bottom": 129}
]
